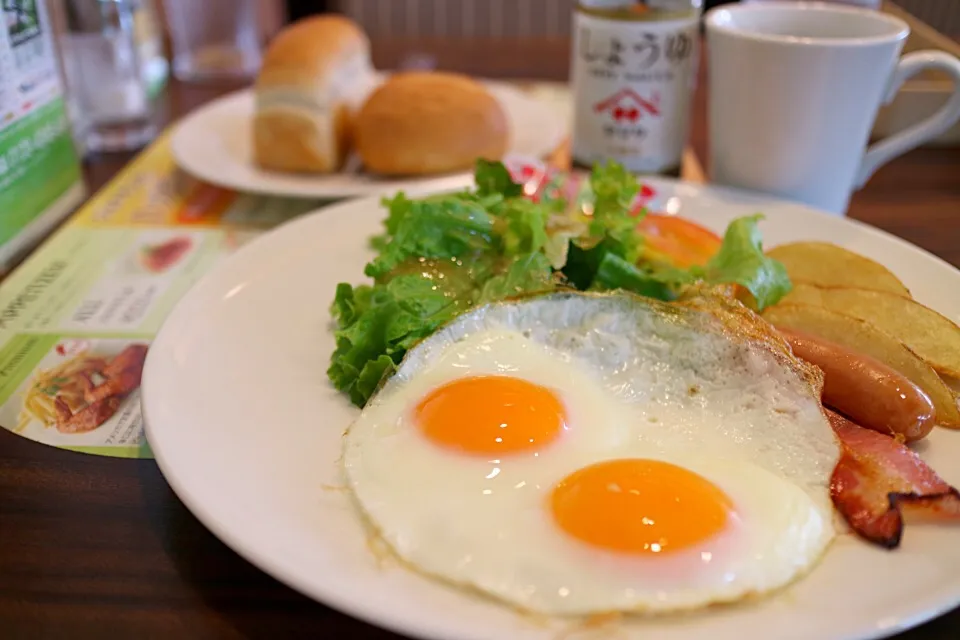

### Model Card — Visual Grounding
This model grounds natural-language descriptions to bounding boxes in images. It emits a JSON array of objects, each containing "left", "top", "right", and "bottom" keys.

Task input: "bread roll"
[
  {"left": 253, "top": 15, "right": 375, "bottom": 173},
  {"left": 355, "top": 72, "right": 509, "bottom": 176}
]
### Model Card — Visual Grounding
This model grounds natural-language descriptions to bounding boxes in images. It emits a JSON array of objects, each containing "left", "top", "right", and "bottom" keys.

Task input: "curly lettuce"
[{"left": 329, "top": 159, "right": 791, "bottom": 406}]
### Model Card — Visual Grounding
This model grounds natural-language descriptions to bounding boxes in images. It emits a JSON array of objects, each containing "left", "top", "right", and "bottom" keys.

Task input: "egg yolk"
[
  {"left": 551, "top": 459, "right": 734, "bottom": 554},
  {"left": 415, "top": 376, "right": 567, "bottom": 454}
]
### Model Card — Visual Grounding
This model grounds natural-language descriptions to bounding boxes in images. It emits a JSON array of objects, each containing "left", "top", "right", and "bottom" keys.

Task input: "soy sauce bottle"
[{"left": 570, "top": 1, "right": 702, "bottom": 177}]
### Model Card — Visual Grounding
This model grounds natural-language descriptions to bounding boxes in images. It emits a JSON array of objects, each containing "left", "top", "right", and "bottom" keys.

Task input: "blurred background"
[
  {"left": 274, "top": 1, "right": 959, "bottom": 48},
  {"left": 158, "top": 0, "right": 960, "bottom": 80},
  {"left": 34, "top": 0, "right": 960, "bottom": 91},
  {"left": 16, "top": 0, "right": 958, "bottom": 169}
]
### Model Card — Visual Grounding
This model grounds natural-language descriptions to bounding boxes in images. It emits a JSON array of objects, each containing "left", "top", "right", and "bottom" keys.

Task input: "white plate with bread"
[{"left": 170, "top": 15, "right": 567, "bottom": 199}]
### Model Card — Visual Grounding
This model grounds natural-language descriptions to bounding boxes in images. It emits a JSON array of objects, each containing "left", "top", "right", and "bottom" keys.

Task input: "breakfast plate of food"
[
  {"left": 141, "top": 159, "right": 960, "bottom": 640},
  {"left": 170, "top": 16, "right": 567, "bottom": 199}
]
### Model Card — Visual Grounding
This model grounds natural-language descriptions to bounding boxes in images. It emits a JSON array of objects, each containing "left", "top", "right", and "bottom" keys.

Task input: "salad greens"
[{"left": 329, "top": 160, "right": 791, "bottom": 406}]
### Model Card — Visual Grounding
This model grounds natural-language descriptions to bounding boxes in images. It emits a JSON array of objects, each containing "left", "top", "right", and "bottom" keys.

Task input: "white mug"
[{"left": 705, "top": 2, "right": 960, "bottom": 215}]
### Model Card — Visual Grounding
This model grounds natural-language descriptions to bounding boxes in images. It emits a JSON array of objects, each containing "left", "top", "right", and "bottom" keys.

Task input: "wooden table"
[{"left": 3, "top": 37, "right": 959, "bottom": 639}]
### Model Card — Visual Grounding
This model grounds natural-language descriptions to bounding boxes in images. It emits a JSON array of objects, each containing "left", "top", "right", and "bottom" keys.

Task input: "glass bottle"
[{"left": 570, "top": 0, "right": 703, "bottom": 177}]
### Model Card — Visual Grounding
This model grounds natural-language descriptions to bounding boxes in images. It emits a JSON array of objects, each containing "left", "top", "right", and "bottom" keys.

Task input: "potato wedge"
[
  {"left": 777, "top": 284, "right": 960, "bottom": 378},
  {"left": 944, "top": 375, "right": 960, "bottom": 395},
  {"left": 942, "top": 375, "right": 960, "bottom": 410},
  {"left": 767, "top": 242, "right": 911, "bottom": 297},
  {"left": 762, "top": 303, "right": 960, "bottom": 428}
]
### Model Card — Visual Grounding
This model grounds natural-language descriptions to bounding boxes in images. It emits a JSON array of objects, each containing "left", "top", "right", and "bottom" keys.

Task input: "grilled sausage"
[{"left": 778, "top": 327, "right": 936, "bottom": 441}]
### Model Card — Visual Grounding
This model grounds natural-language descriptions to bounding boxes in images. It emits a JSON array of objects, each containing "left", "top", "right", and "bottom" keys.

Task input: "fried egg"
[{"left": 342, "top": 292, "right": 840, "bottom": 615}]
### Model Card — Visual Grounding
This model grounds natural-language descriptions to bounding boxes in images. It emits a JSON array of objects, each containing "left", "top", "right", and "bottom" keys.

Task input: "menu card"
[{"left": 0, "top": 133, "right": 328, "bottom": 457}]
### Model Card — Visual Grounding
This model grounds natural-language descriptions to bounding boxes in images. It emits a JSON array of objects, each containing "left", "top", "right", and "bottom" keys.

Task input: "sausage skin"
[{"left": 778, "top": 327, "right": 936, "bottom": 442}]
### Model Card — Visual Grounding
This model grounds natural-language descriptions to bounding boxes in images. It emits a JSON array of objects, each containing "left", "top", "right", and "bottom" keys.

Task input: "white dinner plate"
[
  {"left": 170, "top": 82, "right": 567, "bottom": 198},
  {"left": 142, "top": 180, "right": 960, "bottom": 640}
]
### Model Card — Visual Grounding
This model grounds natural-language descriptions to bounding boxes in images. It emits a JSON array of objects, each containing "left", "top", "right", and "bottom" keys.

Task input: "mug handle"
[{"left": 856, "top": 51, "right": 960, "bottom": 187}]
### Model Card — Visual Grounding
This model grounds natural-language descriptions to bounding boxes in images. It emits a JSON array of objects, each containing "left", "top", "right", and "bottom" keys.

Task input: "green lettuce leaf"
[
  {"left": 475, "top": 159, "right": 523, "bottom": 198},
  {"left": 560, "top": 162, "right": 646, "bottom": 288},
  {"left": 328, "top": 275, "right": 462, "bottom": 406},
  {"left": 373, "top": 190, "right": 505, "bottom": 253},
  {"left": 591, "top": 252, "right": 676, "bottom": 301},
  {"left": 365, "top": 198, "right": 496, "bottom": 279},
  {"left": 330, "top": 282, "right": 373, "bottom": 326},
  {"left": 586, "top": 161, "right": 644, "bottom": 263},
  {"left": 498, "top": 198, "right": 550, "bottom": 256},
  {"left": 383, "top": 192, "right": 415, "bottom": 236},
  {"left": 542, "top": 221, "right": 582, "bottom": 271},
  {"left": 561, "top": 240, "right": 607, "bottom": 291},
  {"left": 562, "top": 235, "right": 643, "bottom": 292},
  {"left": 701, "top": 214, "right": 791, "bottom": 310},
  {"left": 368, "top": 193, "right": 415, "bottom": 251},
  {"left": 479, "top": 253, "right": 556, "bottom": 303},
  {"left": 352, "top": 354, "right": 396, "bottom": 408}
]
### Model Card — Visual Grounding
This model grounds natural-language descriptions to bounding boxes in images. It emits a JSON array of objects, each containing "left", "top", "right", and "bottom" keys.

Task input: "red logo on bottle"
[{"left": 593, "top": 89, "right": 661, "bottom": 122}]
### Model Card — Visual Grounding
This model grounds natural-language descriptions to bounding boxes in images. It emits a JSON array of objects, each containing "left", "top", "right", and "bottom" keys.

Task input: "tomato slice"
[{"left": 637, "top": 214, "right": 722, "bottom": 268}]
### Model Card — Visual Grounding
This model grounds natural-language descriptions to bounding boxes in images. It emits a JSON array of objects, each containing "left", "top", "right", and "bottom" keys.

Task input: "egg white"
[{"left": 343, "top": 294, "right": 840, "bottom": 616}]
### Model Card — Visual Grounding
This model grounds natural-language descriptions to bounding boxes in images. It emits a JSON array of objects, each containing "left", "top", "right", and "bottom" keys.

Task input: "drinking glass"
[
  {"left": 59, "top": 0, "right": 157, "bottom": 154},
  {"left": 162, "top": 0, "right": 262, "bottom": 82}
]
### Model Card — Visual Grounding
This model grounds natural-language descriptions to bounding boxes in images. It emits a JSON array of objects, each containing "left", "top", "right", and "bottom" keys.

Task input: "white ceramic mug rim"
[{"left": 705, "top": 1, "right": 910, "bottom": 48}]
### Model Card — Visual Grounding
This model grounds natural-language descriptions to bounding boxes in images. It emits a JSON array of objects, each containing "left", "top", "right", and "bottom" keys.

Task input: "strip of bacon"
[{"left": 827, "top": 409, "right": 960, "bottom": 548}]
